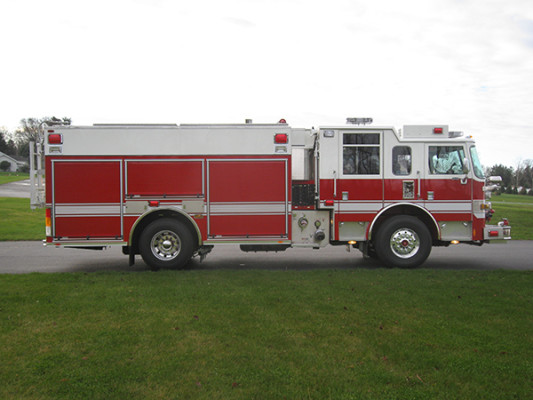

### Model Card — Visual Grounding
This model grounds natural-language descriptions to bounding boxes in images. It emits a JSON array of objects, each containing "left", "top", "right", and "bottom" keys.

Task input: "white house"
[{"left": 0, "top": 151, "right": 26, "bottom": 172}]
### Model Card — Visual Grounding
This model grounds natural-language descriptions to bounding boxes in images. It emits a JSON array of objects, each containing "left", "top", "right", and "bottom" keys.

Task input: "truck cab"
[{"left": 311, "top": 122, "right": 510, "bottom": 267}]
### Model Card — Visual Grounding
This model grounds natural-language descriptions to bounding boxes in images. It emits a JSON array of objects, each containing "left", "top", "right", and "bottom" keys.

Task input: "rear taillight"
[
  {"left": 274, "top": 133, "right": 288, "bottom": 144},
  {"left": 45, "top": 208, "right": 52, "bottom": 237},
  {"left": 48, "top": 134, "right": 63, "bottom": 144}
]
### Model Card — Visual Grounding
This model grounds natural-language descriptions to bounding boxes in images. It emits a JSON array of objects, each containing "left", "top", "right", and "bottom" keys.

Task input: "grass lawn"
[
  {"left": 0, "top": 198, "right": 45, "bottom": 241},
  {"left": 0, "top": 172, "right": 29, "bottom": 185},
  {"left": 492, "top": 193, "right": 533, "bottom": 204},
  {"left": 491, "top": 194, "right": 533, "bottom": 240},
  {"left": 1, "top": 269, "right": 532, "bottom": 399}
]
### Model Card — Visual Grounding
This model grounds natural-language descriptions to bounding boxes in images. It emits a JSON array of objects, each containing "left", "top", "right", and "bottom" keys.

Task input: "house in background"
[{"left": 0, "top": 151, "right": 27, "bottom": 172}]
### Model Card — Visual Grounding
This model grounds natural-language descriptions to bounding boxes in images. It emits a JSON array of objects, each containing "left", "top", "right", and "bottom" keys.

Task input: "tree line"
[
  {"left": 486, "top": 162, "right": 533, "bottom": 195},
  {"left": 1, "top": 117, "right": 71, "bottom": 159}
]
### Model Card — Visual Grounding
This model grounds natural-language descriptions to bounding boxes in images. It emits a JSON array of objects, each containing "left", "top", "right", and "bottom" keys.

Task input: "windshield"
[{"left": 469, "top": 146, "right": 485, "bottom": 179}]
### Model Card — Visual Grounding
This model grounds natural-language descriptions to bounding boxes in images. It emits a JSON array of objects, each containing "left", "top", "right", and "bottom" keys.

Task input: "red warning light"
[
  {"left": 274, "top": 133, "right": 288, "bottom": 144},
  {"left": 48, "top": 134, "right": 63, "bottom": 144}
]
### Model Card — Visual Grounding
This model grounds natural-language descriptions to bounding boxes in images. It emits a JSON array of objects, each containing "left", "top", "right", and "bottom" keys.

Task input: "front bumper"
[{"left": 484, "top": 221, "right": 511, "bottom": 241}]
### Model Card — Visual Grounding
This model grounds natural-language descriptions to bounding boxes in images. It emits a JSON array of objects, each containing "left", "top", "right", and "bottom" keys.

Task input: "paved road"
[
  {"left": 0, "top": 179, "right": 31, "bottom": 198},
  {"left": 0, "top": 241, "right": 531, "bottom": 274}
]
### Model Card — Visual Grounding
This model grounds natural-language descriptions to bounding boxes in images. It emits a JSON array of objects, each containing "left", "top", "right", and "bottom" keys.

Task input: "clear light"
[
  {"left": 451, "top": 240, "right": 460, "bottom": 244},
  {"left": 449, "top": 131, "right": 464, "bottom": 138},
  {"left": 348, "top": 240, "right": 357, "bottom": 245},
  {"left": 323, "top": 130, "right": 335, "bottom": 138}
]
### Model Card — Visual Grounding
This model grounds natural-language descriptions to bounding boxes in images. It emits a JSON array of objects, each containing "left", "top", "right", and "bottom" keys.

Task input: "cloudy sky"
[{"left": 1, "top": 0, "right": 532, "bottom": 167}]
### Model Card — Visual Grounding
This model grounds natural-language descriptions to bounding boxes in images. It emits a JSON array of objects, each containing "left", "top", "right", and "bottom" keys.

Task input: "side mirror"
[{"left": 484, "top": 176, "right": 502, "bottom": 196}]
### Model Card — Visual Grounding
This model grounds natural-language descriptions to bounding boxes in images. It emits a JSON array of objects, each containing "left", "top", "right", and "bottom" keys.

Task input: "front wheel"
[
  {"left": 374, "top": 216, "right": 432, "bottom": 268},
  {"left": 139, "top": 218, "right": 195, "bottom": 270}
]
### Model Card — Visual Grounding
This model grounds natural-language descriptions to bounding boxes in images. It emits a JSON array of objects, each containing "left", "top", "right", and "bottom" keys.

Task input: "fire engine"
[{"left": 30, "top": 118, "right": 510, "bottom": 270}]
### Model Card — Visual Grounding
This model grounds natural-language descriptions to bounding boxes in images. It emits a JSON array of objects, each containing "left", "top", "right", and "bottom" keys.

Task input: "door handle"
[
  {"left": 452, "top": 176, "right": 468, "bottom": 185},
  {"left": 333, "top": 170, "right": 337, "bottom": 198}
]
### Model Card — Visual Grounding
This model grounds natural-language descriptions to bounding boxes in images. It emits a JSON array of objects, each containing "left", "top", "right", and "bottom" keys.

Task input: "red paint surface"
[
  {"left": 54, "top": 161, "right": 121, "bottom": 203},
  {"left": 127, "top": 161, "right": 203, "bottom": 196},
  {"left": 209, "top": 160, "right": 287, "bottom": 202},
  {"left": 55, "top": 217, "right": 121, "bottom": 238},
  {"left": 209, "top": 215, "right": 288, "bottom": 237}
]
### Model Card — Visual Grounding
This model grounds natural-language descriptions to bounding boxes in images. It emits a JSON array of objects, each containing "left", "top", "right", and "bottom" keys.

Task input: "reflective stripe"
[
  {"left": 424, "top": 202, "right": 472, "bottom": 213},
  {"left": 209, "top": 202, "right": 287, "bottom": 215},
  {"left": 55, "top": 204, "right": 121, "bottom": 215}
]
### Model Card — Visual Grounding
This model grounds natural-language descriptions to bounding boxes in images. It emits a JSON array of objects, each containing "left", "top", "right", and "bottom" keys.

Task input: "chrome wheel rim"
[
  {"left": 390, "top": 228, "right": 420, "bottom": 259},
  {"left": 151, "top": 230, "right": 181, "bottom": 261}
]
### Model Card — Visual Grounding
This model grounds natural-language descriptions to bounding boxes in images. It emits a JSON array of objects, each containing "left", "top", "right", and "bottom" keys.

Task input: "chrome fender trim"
[
  {"left": 128, "top": 206, "right": 203, "bottom": 247},
  {"left": 368, "top": 203, "right": 440, "bottom": 240}
]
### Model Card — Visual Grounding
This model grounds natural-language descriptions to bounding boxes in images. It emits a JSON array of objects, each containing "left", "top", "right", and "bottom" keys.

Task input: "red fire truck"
[{"left": 30, "top": 118, "right": 510, "bottom": 270}]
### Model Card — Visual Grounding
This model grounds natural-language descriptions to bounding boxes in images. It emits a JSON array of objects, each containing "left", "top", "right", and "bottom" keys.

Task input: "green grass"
[
  {"left": 0, "top": 198, "right": 45, "bottom": 240},
  {"left": 0, "top": 270, "right": 531, "bottom": 399},
  {"left": 491, "top": 194, "right": 533, "bottom": 240},
  {"left": 493, "top": 193, "right": 533, "bottom": 204},
  {"left": 0, "top": 172, "right": 29, "bottom": 185}
]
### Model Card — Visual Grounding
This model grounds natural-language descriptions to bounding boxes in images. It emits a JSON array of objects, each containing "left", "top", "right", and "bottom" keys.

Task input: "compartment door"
[
  {"left": 207, "top": 159, "right": 289, "bottom": 239},
  {"left": 53, "top": 160, "right": 123, "bottom": 240}
]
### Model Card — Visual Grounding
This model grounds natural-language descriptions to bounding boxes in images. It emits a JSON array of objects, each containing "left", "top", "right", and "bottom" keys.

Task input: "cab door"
[
  {"left": 424, "top": 144, "right": 473, "bottom": 240},
  {"left": 318, "top": 128, "right": 384, "bottom": 241}
]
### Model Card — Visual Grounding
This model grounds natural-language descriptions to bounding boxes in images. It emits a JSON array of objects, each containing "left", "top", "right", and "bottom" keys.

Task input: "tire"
[
  {"left": 139, "top": 218, "right": 195, "bottom": 271},
  {"left": 374, "top": 215, "right": 432, "bottom": 268}
]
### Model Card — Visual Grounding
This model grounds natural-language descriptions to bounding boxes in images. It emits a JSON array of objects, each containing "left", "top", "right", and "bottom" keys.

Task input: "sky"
[{"left": 1, "top": 0, "right": 532, "bottom": 167}]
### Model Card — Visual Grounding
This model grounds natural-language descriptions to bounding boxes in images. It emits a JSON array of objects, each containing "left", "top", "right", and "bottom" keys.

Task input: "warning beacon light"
[
  {"left": 48, "top": 133, "right": 63, "bottom": 144},
  {"left": 346, "top": 117, "right": 373, "bottom": 125},
  {"left": 274, "top": 133, "right": 288, "bottom": 144}
]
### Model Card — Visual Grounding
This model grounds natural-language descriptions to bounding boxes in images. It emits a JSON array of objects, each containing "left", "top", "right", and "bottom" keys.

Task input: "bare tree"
[
  {"left": 16, "top": 117, "right": 71, "bottom": 157},
  {"left": 0, "top": 129, "right": 8, "bottom": 154},
  {"left": 0, "top": 129, "right": 17, "bottom": 156},
  {"left": 521, "top": 159, "right": 533, "bottom": 189},
  {"left": 16, "top": 117, "right": 71, "bottom": 143}
]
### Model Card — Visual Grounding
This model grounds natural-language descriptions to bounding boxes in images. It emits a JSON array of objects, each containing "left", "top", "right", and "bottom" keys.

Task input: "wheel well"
[
  {"left": 129, "top": 209, "right": 201, "bottom": 255},
  {"left": 370, "top": 204, "right": 439, "bottom": 244}
]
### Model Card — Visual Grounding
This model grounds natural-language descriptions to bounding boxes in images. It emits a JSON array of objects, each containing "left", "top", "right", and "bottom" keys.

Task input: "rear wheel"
[
  {"left": 139, "top": 218, "right": 195, "bottom": 270},
  {"left": 374, "top": 215, "right": 431, "bottom": 268}
]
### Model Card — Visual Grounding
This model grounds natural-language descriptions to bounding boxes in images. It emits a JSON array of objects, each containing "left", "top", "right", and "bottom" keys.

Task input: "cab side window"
[
  {"left": 429, "top": 146, "right": 465, "bottom": 175},
  {"left": 393, "top": 146, "right": 411, "bottom": 175},
  {"left": 343, "top": 133, "right": 380, "bottom": 175}
]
